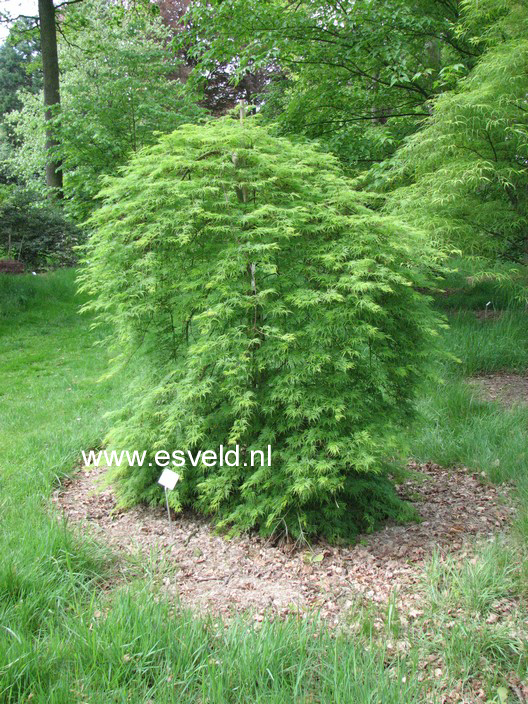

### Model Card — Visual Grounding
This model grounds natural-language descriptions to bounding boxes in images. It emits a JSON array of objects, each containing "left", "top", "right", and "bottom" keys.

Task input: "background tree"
[
  {"left": 158, "top": 0, "right": 274, "bottom": 115},
  {"left": 378, "top": 0, "right": 528, "bottom": 262},
  {"left": 6, "top": 0, "right": 204, "bottom": 217},
  {"left": 38, "top": 0, "right": 62, "bottom": 194},
  {"left": 177, "top": 0, "right": 481, "bottom": 167},
  {"left": 0, "top": 20, "right": 40, "bottom": 123},
  {"left": 1, "top": 0, "right": 69, "bottom": 196}
]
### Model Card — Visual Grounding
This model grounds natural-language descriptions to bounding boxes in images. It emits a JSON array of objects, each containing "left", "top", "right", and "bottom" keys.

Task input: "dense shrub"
[
  {"left": 81, "top": 118, "right": 443, "bottom": 541},
  {"left": 0, "top": 186, "right": 81, "bottom": 269}
]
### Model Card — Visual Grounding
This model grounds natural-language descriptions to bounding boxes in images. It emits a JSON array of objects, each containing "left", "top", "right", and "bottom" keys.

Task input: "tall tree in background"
[
  {"left": 178, "top": 0, "right": 481, "bottom": 167},
  {"left": 380, "top": 0, "right": 528, "bottom": 262},
  {"left": 0, "top": 21, "right": 40, "bottom": 122},
  {"left": 38, "top": 0, "right": 62, "bottom": 195},
  {"left": 5, "top": 0, "right": 204, "bottom": 217},
  {"left": 0, "top": 1, "right": 66, "bottom": 194},
  {"left": 158, "top": 0, "right": 272, "bottom": 115}
]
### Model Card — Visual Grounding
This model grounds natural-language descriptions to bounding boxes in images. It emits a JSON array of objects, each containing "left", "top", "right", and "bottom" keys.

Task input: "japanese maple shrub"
[{"left": 80, "top": 118, "right": 442, "bottom": 541}]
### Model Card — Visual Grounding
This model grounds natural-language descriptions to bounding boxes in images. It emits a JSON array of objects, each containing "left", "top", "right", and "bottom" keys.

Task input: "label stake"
[
  {"left": 157, "top": 469, "right": 180, "bottom": 527},
  {"left": 164, "top": 487, "right": 171, "bottom": 525}
]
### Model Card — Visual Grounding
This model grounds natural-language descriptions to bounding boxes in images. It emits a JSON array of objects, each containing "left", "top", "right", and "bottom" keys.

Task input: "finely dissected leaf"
[
  {"left": 382, "top": 1, "right": 528, "bottom": 262},
  {"left": 80, "top": 117, "right": 443, "bottom": 541}
]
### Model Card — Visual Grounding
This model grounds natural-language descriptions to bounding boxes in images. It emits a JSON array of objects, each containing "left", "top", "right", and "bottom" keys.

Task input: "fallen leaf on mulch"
[{"left": 52, "top": 461, "right": 515, "bottom": 624}]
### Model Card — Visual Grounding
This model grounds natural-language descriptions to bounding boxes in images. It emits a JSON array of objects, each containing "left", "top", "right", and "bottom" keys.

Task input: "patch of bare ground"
[
  {"left": 468, "top": 373, "right": 528, "bottom": 407},
  {"left": 473, "top": 309, "right": 504, "bottom": 321},
  {"left": 53, "top": 461, "right": 515, "bottom": 625}
]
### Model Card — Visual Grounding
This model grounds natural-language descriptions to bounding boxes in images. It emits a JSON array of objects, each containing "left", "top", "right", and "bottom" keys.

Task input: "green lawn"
[
  {"left": 0, "top": 270, "right": 526, "bottom": 703},
  {"left": 411, "top": 310, "right": 528, "bottom": 491}
]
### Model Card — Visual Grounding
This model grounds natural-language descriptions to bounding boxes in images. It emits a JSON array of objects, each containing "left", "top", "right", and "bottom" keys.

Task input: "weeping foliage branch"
[
  {"left": 80, "top": 118, "right": 443, "bottom": 541},
  {"left": 376, "top": 0, "right": 528, "bottom": 263}
]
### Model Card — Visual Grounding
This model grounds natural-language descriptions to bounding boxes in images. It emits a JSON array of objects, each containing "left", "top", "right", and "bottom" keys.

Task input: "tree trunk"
[{"left": 38, "top": 0, "right": 63, "bottom": 196}]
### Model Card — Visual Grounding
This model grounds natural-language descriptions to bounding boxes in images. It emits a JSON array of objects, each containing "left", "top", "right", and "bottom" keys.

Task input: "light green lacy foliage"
[
  {"left": 378, "top": 0, "right": 528, "bottom": 261},
  {"left": 80, "top": 118, "right": 443, "bottom": 541},
  {"left": 5, "top": 0, "right": 203, "bottom": 218}
]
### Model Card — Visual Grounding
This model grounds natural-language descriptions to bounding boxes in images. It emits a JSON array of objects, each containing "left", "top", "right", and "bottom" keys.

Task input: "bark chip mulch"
[
  {"left": 53, "top": 462, "right": 514, "bottom": 624},
  {"left": 468, "top": 373, "right": 528, "bottom": 407}
]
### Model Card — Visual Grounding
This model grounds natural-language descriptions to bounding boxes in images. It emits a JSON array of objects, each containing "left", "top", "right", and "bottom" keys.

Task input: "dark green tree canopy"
[
  {"left": 0, "top": 24, "right": 40, "bottom": 122},
  {"left": 177, "top": 0, "right": 480, "bottom": 166}
]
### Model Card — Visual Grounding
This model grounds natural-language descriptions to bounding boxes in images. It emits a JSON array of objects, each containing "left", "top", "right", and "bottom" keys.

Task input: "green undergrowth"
[
  {"left": 411, "top": 379, "right": 528, "bottom": 486},
  {"left": 0, "top": 268, "right": 83, "bottom": 320},
  {"left": 443, "top": 311, "right": 528, "bottom": 376},
  {"left": 410, "top": 265, "right": 528, "bottom": 540},
  {"left": 436, "top": 258, "right": 528, "bottom": 312},
  {"left": 0, "top": 269, "right": 526, "bottom": 702}
]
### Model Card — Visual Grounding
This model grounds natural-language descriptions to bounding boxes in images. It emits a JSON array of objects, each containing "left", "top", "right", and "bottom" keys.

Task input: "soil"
[
  {"left": 53, "top": 461, "right": 514, "bottom": 625},
  {"left": 473, "top": 309, "right": 504, "bottom": 321},
  {"left": 468, "top": 373, "right": 528, "bottom": 407}
]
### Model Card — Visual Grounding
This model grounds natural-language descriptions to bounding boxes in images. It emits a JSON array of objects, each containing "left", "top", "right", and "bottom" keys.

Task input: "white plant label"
[{"left": 158, "top": 469, "right": 180, "bottom": 491}]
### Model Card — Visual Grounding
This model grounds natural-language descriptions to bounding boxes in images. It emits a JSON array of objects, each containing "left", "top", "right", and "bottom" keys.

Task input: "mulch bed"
[
  {"left": 53, "top": 461, "right": 514, "bottom": 625},
  {"left": 468, "top": 373, "right": 528, "bottom": 407}
]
